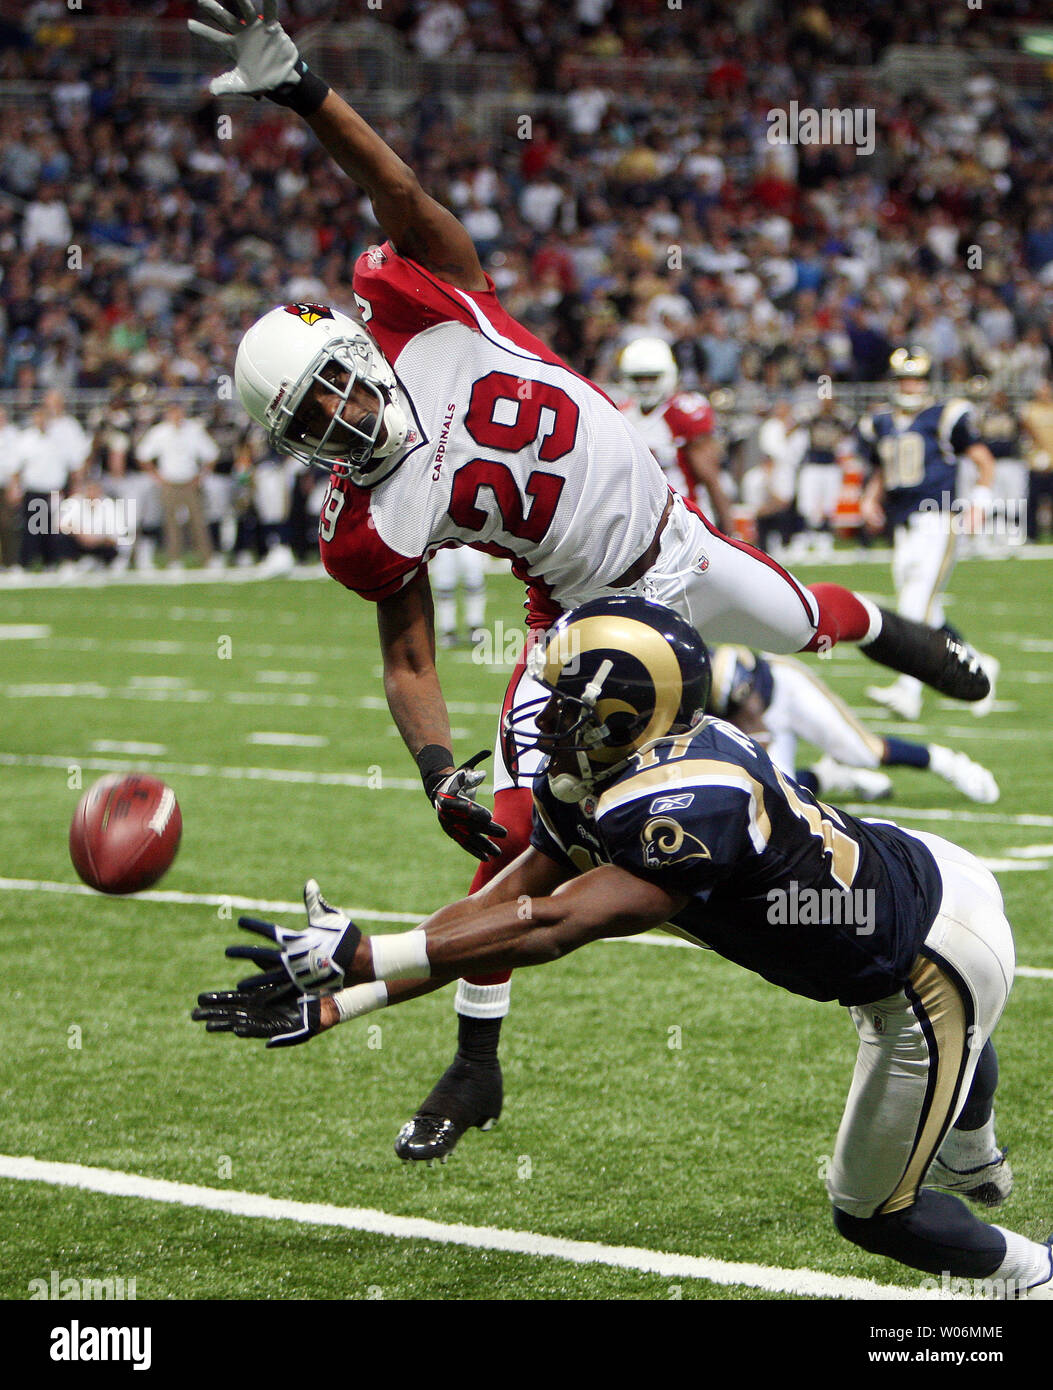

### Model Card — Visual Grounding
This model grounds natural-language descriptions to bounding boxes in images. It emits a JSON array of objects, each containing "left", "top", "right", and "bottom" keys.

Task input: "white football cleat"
[
  {"left": 928, "top": 745, "right": 1000, "bottom": 803},
  {"left": 970, "top": 654, "right": 1000, "bottom": 717},
  {"left": 865, "top": 682, "right": 922, "bottom": 722},
  {"left": 925, "top": 1148, "right": 1013, "bottom": 1207},
  {"left": 812, "top": 755, "right": 892, "bottom": 802}
]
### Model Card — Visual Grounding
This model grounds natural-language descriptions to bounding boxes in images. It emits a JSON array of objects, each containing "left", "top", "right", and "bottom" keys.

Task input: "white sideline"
[
  {"left": 2, "top": 877, "right": 1051, "bottom": 978},
  {"left": 0, "top": 1154, "right": 941, "bottom": 1301}
]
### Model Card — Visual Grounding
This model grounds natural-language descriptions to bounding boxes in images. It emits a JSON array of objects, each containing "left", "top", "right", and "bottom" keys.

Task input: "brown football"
[{"left": 69, "top": 774, "right": 182, "bottom": 895}]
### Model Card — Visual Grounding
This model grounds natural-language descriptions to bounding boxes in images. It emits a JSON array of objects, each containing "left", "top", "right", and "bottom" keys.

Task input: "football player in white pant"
[
  {"left": 189, "top": 2, "right": 992, "bottom": 1164},
  {"left": 708, "top": 646, "right": 1000, "bottom": 805},
  {"left": 859, "top": 348, "right": 1000, "bottom": 723},
  {"left": 195, "top": 599, "right": 1049, "bottom": 1298},
  {"left": 430, "top": 544, "right": 487, "bottom": 649}
]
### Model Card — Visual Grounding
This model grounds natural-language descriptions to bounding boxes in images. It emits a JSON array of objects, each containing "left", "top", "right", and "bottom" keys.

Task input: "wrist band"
[
  {"left": 270, "top": 61, "right": 330, "bottom": 117},
  {"left": 332, "top": 980, "right": 388, "bottom": 1024},
  {"left": 370, "top": 930, "right": 432, "bottom": 982},
  {"left": 416, "top": 744, "right": 454, "bottom": 798}
]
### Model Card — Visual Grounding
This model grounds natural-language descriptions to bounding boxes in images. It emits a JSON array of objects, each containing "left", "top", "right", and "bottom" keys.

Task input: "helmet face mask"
[
  {"left": 889, "top": 346, "right": 934, "bottom": 415},
  {"left": 619, "top": 337, "right": 678, "bottom": 412},
  {"left": 502, "top": 598, "right": 711, "bottom": 804},
  {"left": 276, "top": 342, "right": 389, "bottom": 471},
  {"left": 234, "top": 304, "right": 410, "bottom": 483}
]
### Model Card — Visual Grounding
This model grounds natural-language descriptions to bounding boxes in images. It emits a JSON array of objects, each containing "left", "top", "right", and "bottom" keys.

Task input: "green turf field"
[{"left": 1, "top": 553, "right": 1051, "bottom": 1301}]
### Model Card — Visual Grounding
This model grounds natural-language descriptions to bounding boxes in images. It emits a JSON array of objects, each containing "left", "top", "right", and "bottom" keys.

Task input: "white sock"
[
  {"left": 465, "top": 585, "right": 485, "bottom": 630},
  {"left": 855, "top": 595, "right": 883, "bottom": 645},
  {"left": 991, "top": 1228, "right": 1053, "bottom": 1291},
  {"left": 454, "top": 979, "right": 511, "bottom": 1019},
  {"left": 938, "top": 1115, "right": 1000, "bottom": 1170},
  {"left": 435, "top": 594, "right": 456, "bottom": 635}
]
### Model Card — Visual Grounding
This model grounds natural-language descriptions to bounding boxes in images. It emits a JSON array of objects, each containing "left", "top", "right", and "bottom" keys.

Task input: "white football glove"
[
  {"left": 226, "top": 879, "right": 361, "bottom": 996},
  {"left": 188, "top": 0, "right": 302, "bottom": 99}
]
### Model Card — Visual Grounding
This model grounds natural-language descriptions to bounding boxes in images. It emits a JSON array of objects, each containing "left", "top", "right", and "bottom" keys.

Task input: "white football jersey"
[
  {"left": 617, "top": 391, "right": 715, "bottom": 505},
  {"left": 319, "top": 243, "right": 669, "bottom": 625}
]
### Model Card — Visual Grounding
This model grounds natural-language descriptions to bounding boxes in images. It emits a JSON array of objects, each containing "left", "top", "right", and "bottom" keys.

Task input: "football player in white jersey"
[
  {"left": 615, "top": 337, "right": 735, "bottom": 532},
  {"left": 189, "top": 2, "right": 993, "bottom": 1163}
]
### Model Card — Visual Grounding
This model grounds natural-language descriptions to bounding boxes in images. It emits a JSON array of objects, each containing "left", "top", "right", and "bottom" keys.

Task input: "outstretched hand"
[
  {"left": 224, "top": 879, "right": 362, "bottom": 996},
  {"left": 192, "top": 983, "right": 328, "bottom": 1048},
  {"left": 188, "top": 0, "right": 302, "bottom": 100}
]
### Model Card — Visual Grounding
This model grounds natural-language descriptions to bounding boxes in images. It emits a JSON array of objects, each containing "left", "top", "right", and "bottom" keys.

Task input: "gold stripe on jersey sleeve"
[
  {"left": 596, "top": 758, "right": 771, "bottom": 853},
  {"left": 937, "top": 398, "right": 970, "bottom": 455},
  {"left": 877, "top": 955, "right": 970, "bottom": 1216}
]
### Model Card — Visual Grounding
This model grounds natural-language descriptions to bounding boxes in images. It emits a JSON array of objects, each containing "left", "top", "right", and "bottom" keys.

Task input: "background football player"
[
  {"left": 615, "top": 337, "right": 735, "bottom": 532},
  {"left": 707, "top": 645, "right": 999, "bottom": 805},
  {"left": 195, "top": 598, "right": 1050, "bottom": 1299},
  {"left": 858, "top": 347, "right": 999, "bottom": 723},
  {"left": 190, "top": 1, "right": 992, "bottom": 1164},
  {"left": 795, "top": 396, "right": 854, "bottom": 551}
]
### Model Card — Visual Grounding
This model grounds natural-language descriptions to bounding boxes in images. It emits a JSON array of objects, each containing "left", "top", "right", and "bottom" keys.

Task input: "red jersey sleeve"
[
  {"left": 352, "top": 241, "right": 488, "bottom": 361},
  {"left": 663, "top": 392, "right": 714, "bottom": 441},
  {"left": 318, "top": 477, "right": 425, "bottom": 602}
]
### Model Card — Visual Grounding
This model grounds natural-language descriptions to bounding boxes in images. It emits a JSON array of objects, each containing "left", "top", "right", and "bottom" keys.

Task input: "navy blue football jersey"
[
  {"left": 530, "top": 718, "right": 943, "bottom": 1007},
  {"left": 857, "top": 400, "right": 979, "bottom": 528},
  {"left": 976, "top": 404, "right": 1022, "bottom": 460}
]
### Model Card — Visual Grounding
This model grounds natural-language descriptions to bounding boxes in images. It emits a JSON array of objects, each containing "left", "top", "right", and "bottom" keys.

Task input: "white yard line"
[
  {"left": 246, "top": 733, "right": 330, "bottom": 748},
  {"left": 843, "top": 805, "right": 1053, "bottom": 827},
  {"left": 2, "top": 878, "right": 1051, "bottom": 978},
  {"left": 0, "top": 1154, "right": 943, "bottom": 1300}
]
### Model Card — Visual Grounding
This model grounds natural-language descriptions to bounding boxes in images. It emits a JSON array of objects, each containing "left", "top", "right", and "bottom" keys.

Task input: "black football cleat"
[
  {"left": 862, "top": 610, "right": 990, "bottom": 702},
  {"left": 395, "top": 1057, "right": 502, "bottom": 1163}
]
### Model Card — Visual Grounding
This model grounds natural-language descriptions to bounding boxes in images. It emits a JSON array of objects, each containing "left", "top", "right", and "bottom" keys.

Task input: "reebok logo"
[{"left": 649, "top": 793, "right": 694, "bottom": 814}]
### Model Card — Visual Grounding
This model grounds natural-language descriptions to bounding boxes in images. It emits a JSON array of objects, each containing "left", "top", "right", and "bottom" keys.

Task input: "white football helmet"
[
  {"left": 889, "top": 346, "right": 934, "bottom": 415},
  {"left": 618, "top": 337, "right": 678, "bottom": 411},
  {"left": 234, "top": 303, "right": 410, "bottom": 482}
]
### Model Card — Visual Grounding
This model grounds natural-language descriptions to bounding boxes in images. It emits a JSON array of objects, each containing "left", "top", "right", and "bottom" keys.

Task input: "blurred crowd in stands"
[{"left": 2, "top": 0, "right": 1053, "bottom": 572}]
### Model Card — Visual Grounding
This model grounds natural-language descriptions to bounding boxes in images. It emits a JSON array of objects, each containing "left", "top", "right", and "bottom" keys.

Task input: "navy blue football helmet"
[
  {"left": 707, "top": 645, "right": 774, "bottom": 718},
  {"left": 502, "top": 596, "right": 712, "bottom": 803}
]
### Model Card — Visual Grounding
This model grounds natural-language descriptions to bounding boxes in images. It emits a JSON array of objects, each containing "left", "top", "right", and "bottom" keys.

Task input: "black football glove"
[
  {"left": 225, "top": 879, "right": 361, "bottom": 996},
  {"left": 192, "top": 985, "right": 323, "bottom": 1048},
  {"left": 429, "top": 750, "right": 508, "bottom": 863}
]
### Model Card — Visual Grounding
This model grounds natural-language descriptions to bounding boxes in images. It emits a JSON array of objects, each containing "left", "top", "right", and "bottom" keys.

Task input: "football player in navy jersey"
[
  {"left": 196, "top": 598, "right": 1050, "bottom": 1297},
  {"left": 859, "top": 348, "right": 1000, "bottom": 722}
]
